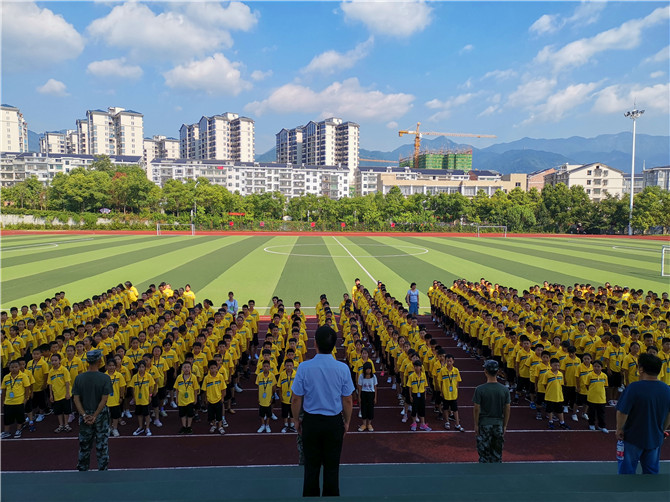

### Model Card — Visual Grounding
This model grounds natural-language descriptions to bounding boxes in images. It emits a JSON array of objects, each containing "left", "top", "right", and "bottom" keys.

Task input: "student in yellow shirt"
[
  {"left": 585, "top": 360, "right": 609, "bottom": 433},
  {"left": 542, "top": 358, "right": 571, "bottom": 429},
  {"left": 203, "top": 360, "right": 226, "bottom": 435},
  {"left": 175, "top": 361, "right": 199, "bottom": 435},
  {"left": 48, "top": 353, "right": 72, "bottom": 433},
  {"left": 256, "top": 359, "right": 276, "bottom": 433},
  {"left": 408, "top": 360, "right": 431, "bottom": 431},
  {"left": 279, "top": 358, "right": 297, "bottom": 433},
  {"left": 622, "top": 341, "right": 640, "bottom": 386},
  {"left": 105, "top": 358, "right": 126, "bottom": 437},
  {"left": 129, "top": 360, "right": 156, "bottom": 437},
  {"left": 440, "top": 354, "right": 464, "bottom": 432},
  {"left": 26, "top": 347, "right": 49, "bottom": 424},
  {"left": 1, "top": 360, "right": 32, "bottom": 438}
]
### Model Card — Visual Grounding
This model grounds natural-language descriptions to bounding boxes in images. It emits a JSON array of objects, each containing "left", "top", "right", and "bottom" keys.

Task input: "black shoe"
[
  {"left": 186, "top": 427, "right": 193, "bottom": 435},
  {"left": 178, "top": 427, "right": 186, "bottom": 435}
]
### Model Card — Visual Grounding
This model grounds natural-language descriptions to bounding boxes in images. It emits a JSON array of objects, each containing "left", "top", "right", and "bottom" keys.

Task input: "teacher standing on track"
[
  {"left": 291, "top": 325, "right": 354, "bottom": 497},
  {"left": 406, "top": 282, "right": 420, "bottom": 315}
]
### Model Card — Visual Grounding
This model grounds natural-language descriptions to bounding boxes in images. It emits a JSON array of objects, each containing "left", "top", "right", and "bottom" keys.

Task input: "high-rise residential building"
[
  {"left": 544, "top": 163, "right": 624, "bottom": 202},
  {"left": 276, "top": 117, "right": 359, "bottom": 181},
  {"left": 1, "top": 104, "right": 29, "bottom": 153},
  {"left": 179, "top": 113, "right": 254, "bottom": 162},
  {"left": 76, "top": 107, "right": 144, "bottom": 157},
  {"left": 143, "top": 135, "right": 179, "bottom": 164},
  {"left": 40, "top": 130, "right": 79, "bottom": 155},
  {"left": 642, "top": 165, "right": 670, "bottom": 191}
]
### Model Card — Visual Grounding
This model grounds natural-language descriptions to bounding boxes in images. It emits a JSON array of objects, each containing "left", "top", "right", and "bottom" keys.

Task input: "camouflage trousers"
[
  {"left": 476, "top": 424, "right": 505, "bottom": 463},
  {"left": 77, "top": 409, "right": 110, "bottom": 471}
]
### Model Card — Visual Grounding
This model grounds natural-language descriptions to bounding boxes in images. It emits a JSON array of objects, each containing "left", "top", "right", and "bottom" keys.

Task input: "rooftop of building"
[
  {"left": 1, "top": 104, "right": 20, "bottom": 110},
  {"left": 148, "top": 158, "right": 348, "bottom": 171},
  {"left": 357, "top": 166, "right": 501, "bottom": 177},
  {"left": 2, "top": 152, "right": 142, "bottom": 162}
]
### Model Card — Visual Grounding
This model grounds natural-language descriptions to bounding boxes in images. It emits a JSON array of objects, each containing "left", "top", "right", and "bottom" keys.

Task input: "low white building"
[
  {"left": 148, "top": 159, "right": 349, "bottom": 199},
  {"left": 642, "top": 165, "right": 670, "bottom": 191},
  {"left": 0, "top": 152, "right": 141, "bottom": 187},
  {"left": 544, "top": 163, "right": 624, "bottom": 202}
]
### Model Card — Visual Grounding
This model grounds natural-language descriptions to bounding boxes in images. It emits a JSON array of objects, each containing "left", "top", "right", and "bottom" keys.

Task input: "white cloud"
[
  {"left": 303, "top": 37, "right": 374, "bottom": 74},
  {"left": 650, "top": 71, "right": 665, "bottom": 79},
  {"left": 643, "top": 45, "right": 670, "bottom": 64},
  {"left": 163, "top": 53, "right": 252, "bottom": 96},
  {"left": 386, "top": 121, "right": 399, "bottom": 129},
  {"left": 459, "top": 44, "right": 474, "bottom": 54},
  {"left": 425, "top": 92, "right": 479, "bottom": 121},
  {"left": 592, "top": 83, "right": 670, "bottom": 114},
  {"left": 529, "top": 14, "right": 562, "bottom": 35},
  {"left": 506, "top": 77, "right": 557, "bottom": 108},
  {"left": 1, "top": 2, "right": 84, "bottom": 71},
  {"left": 245, "top": 78, "right": 414, "bottom": 121},
  {"left": 522, "top": 82, "right": 600, "bottom": 124},
  {"left": 36, "top": 79, "right": 69, "bottom": 97},
  {"left": 251, "top": 70, "right": 273, "bottom": 81},
  {"left": 87, "top": 2, "right": 258, "bottom": 62},
  {"left": 535, "top": 6, "right": 670, "bottom": 72},
  {"left": 87, "top": 58, "right": 143, "bottom": 80},
  {"left": 529, "top": 2, "right": 606, "bottom": 36},
  {"left": 478, "top": 105, "right": 499, "bottom": 117},
  {"left": 482, "top": 69, "right": 518, "bottom": 81},
  {"left": 341, "top": 0, "right": 432, "bottom": 37},
  {"left": 458, "top": 78, "right": 474, "bottom": 90}
]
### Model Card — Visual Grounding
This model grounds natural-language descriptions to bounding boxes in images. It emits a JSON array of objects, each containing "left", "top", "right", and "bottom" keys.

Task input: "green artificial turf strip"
[{"left": 1, "top": 234, "right": 668, "bottom": 313}]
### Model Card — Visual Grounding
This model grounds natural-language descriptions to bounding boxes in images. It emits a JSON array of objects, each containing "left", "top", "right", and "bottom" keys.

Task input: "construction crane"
[{"left": 398, "top": 122, "right": 496, "bottom": 169}]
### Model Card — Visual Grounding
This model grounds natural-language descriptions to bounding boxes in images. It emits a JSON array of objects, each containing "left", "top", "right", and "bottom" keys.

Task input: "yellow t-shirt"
[
  {"left": 47, "top": 366, "right": 71, "bottom": 401},
  {"left": 541, "top": 370, "right": 564, "bottom": 403},
  {"left": 174, "top": 373, "right": 199, "bottom": 406},
  {"left": 256, "top": 372, "right": 276, "bottom": 407},
  {"left": 2, "top": 372, "right": 32, "bottom": 405},
  {"left": 622, "top": 354, "right": 639, "bottom": 384},
  {"left": 407, "top": 371, "right": 427, "bottom": 395},
  {"left": 129, "top": 373, "right": 155, "bottom": 406},
  {"left": 585, "top": 371, "right": 608, "bottom": 404},
  {"left": 279, "top": 369, "right": 296, "bottom": 405},
  {"left": 440, "top": 367, "right": 461, "bottom": 401},
  {"left": 27, "top": 357, "right": 49, "bottom": 391},
  {"left": 202, "top": 373, "right": 225, "bottom": 404},
  {"left": 106, "top": 371, "right": 127, "bottom": 407}
]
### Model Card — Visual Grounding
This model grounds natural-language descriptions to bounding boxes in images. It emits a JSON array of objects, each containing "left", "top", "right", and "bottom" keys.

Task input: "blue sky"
[{"left": 2, "top": 1, "right": 669, "bottom": 154}]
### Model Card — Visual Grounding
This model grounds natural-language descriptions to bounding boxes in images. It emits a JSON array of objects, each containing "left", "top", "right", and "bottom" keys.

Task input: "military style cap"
[{"left": 86, "top": 349, "right": 103, "bottom": 363}]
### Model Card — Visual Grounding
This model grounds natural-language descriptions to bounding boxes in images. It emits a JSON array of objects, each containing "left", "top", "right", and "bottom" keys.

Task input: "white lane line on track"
[
  {"left": 2, "top": 238, "right": 94, "bottom": 251},
  {"left": 332, "top": 236, "right": 376, "bottom": 284}
]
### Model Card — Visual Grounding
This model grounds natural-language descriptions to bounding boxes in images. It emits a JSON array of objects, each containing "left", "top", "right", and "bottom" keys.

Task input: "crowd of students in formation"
[
  {"left": 3, "top": 276, "right": 668, "bottom": 440},
  {"left": 427, "top": 279, "right": 670, "bottom": 433}
]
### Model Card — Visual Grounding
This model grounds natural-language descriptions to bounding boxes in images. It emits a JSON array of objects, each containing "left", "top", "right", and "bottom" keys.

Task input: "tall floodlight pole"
[
  {"left": 192, "top": 180, "right": 200, "bottom": 226},
  {"left": 624, "top": 109, "right": 644, "bottom": 236}
]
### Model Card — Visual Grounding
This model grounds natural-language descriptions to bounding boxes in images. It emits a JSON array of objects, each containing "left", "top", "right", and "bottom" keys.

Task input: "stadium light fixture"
[{"left": 624, "top": 108, "right": 644, "bottom": 236}]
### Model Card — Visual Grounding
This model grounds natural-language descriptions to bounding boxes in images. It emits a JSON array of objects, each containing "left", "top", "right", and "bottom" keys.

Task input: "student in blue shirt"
[{"left": 406, "top": 283, "right": 420, "bottom": 315}]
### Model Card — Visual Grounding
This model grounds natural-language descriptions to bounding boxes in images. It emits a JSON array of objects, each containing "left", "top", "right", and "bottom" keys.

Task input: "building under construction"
[{"left": 399, "top": 148, "right": 473, "bottom": 171}]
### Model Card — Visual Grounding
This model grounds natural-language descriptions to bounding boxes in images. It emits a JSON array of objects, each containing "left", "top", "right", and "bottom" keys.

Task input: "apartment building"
[
  {"left": 370, "top": 166, "right": 527, "bottom": 197},
  {"left": 1, "top": 104, "right": 29, "bottom": 153},
  {"left": 276, "top": 117, "right": 359, "bottom": 182},
  {"left": 179, "top": 113, "right": 255, "bottom": 162},
  {"left": 143, "top": 135, "right": 179, "bottom": 164},
  {"left": 75, "top": 107, "right": 144, "bottom": 157},
  {"left": 526, "top": 167, "right": 556, "bottom": 191},
  {"left": 642, "top": 165, "right": 669, "bottom": 191},
  {"left": 544, "top": 163, "right": 624, "bottom": 201},
  {"left": 148, "top": 159, "right": 349, "bottom": 199},
  {"left": 0, "top": 152, "right": 141, "bottom": 187},
  {"left": 40, "top": 130, "right": 79, "bottom": 155}
]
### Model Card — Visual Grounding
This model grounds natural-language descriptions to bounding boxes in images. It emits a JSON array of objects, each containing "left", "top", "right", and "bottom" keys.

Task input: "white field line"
[
  {"left": 2, "top": 238, "right": 94, "bottom": 251},
  {"left": 332, "top": 236, "right": 376, "bottom": 284},
  {"left": 611, "top": 246, "right": 660, "bottom": 253}
]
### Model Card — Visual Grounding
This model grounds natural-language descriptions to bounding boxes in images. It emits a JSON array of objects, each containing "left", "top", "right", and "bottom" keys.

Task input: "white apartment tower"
[
  {"left": 143, "top": 135, "right": 179, "bottom": 164},
  {"left": 40, "top": 130, "right": 79, "bottom": 155},
  {"left": 1, "top": 104, "right": 29, "bottom": 153},
  {"left": 78, "top": 107, "right": 144, "bottom": 157},
  {"left": 179, "top": 113, "right": 255, "bottom": 162},
  {"left": 276, "top": 117, "right": 359, "bottom": 181}
]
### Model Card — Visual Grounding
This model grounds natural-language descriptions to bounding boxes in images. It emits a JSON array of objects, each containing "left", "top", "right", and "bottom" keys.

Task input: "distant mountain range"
[
  {"left": 257, "top": 132, "right": 669, "bottom": 174},
  {"left": 29, "top": 130, "right": 669, "bottom": 174}
]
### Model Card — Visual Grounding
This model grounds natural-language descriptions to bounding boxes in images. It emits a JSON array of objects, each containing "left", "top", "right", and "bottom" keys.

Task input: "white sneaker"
[
  {"left": 271, "top": 413, "right": 278, "bottom": 421},
  {"left": 112, "top": 429, "right": 120, "bottom": 437},
  {"left": 145, "top": 428, "right": 152, "bottom": 436},
  {"left": 159, "top": 410, "right": 167, "bottom": 418},
  {"left": 222, "top": 418, "right": 229, "bottom": 427},
  {"left": 400, "top": 409, "right": 405, "bottom": 416},
  {"left": 571, "top": 414, "right": 578, "bottom": 422},
  {"left": 618, "top": 385, "right": 625, "bottom": 393},
  {"left": 234, "top": 384, "right": 243, "bottom": 393},
  {"left": 391, "top": 383, "right": 397, "bottom": 390},
  {"left": 563, "top": 406, "right": 569, "bottom": 414},
  {"left": 376, "top": 358, "right": 380, "bottom": 364},
  {"left": 133, "top": 428, "right": 144, "bottom": 436},
  {"left": 209, "top": 425, "right": 217, "bottom": 433},
  {"left": 265, "top": 424, "right": 271, "bottom": 433},
  {"left": 387, "top": 377, "right": 392, "bottom": 384},
  {"left": 170, "top": 401, "right": 178, "bottom": 409},
  {"left": 218, "top": 427, "right": 225, "bottom": 435},
  {"left": 358, "top": 411, "right": 362, "bottom": 418},
  {"left": 601, "top": 428, "right": 609, "bottom": 434},
  {"left": 273, "top": 392, "right": 279, "bottom": 400},
  {"left": 125, "top": 410, "right": 133, "bottom": 419},
  {"left": 68, "top": 413, "right": 75, "bottom": 423},
  {"left": 589, "top": 425, "right": 595, "bottom": 431},
  {"left": 257, "top": 425, "right": 266, "bottom": 433},
  {"left": 36, "top": 414, "right": 45, "bottom": 423},
  {"left": 153, "top": 419, "right": 163, "bottom": 428},
  {"left": 254, "top": 353, "right": 259, "bottom": 360},
  {"left": 401, "top": 415, "right": 408, "bottom": 423},
  {"left": 582, "top": 413, "right": 589, "bottom": 420}
]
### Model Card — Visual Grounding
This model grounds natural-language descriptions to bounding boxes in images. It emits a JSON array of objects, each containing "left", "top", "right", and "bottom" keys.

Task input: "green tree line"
[{"left": 1, "top": 157, "right": 668, "bottom": 234}]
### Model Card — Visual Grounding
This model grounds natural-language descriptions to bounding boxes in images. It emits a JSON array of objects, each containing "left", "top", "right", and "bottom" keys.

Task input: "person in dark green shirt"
[{"left": 473, "top": 360, "right": 511, "bottom": 463}]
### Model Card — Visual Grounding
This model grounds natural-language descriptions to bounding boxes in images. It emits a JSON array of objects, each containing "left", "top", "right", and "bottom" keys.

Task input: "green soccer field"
[{"left": 1, "top": 233, "right": 668, "bottom": 312}]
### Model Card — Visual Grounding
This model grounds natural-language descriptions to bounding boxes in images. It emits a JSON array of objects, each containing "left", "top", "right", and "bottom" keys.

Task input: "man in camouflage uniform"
[
  {"left": 473, "top": 360, "right": 511, "bottom": 463},
  {"left": 72, "top": 350, "right": 113, "bottom": 471}
]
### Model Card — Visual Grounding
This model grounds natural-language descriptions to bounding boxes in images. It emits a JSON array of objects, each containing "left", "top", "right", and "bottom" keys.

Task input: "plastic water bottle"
[{"left": 616, "top": 439, "right": 625, "bottom": 466}]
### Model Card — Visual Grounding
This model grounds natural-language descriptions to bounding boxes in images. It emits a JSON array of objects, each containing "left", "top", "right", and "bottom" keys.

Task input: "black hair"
[{"left": 315, "top": 325, "right": 337, "bottom": 354}]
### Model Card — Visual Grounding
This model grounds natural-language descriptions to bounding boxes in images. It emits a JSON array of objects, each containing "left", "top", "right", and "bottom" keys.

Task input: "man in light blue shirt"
[
  {"left": 292, "top": 326, "right": 354, "bottom": 497},
  {"left": 225, "top": 291, "right": 238, "bottom": 316}
]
